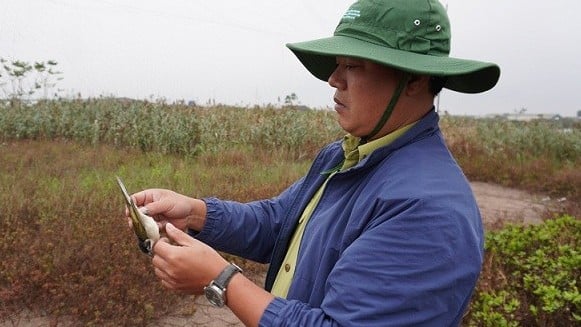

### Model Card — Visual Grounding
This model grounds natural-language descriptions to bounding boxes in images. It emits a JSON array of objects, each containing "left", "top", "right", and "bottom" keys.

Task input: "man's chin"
[{"left": 337, "top": 120, "right": 357, "bottom": 136}]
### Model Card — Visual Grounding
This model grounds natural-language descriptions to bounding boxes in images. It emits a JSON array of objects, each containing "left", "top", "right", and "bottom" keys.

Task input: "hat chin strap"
[{"left": 360, "top": 74, "right": 410, "bottom": 144}]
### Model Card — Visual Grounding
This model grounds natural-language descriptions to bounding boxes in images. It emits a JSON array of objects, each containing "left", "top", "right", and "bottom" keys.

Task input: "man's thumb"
[{"left": 165, "top": 223, "right": 194, "bottom": 246}]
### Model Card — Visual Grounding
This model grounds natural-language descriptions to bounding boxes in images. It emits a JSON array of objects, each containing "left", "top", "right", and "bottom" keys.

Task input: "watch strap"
[{"left": 213, "top": 263, "right": 242, "bottom": 290}]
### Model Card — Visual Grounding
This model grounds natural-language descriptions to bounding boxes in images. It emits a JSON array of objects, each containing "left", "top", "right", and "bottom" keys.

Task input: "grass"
[
  {"left": 0, "top": 139, "right": 309, "bottom": 325},
  {"left": 0, "top": 99, "right": 579, "bottom": 325}
]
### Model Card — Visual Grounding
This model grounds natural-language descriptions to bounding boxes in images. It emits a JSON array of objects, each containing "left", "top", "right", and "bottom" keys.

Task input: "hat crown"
[{"left": 335, "top": 0, "right": 450, "bottom": 56}]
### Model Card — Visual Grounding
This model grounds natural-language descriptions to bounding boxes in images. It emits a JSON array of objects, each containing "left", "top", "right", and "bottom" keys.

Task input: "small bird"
[{"left": 116, "top": 176, "right": 160, "bottom": 256}]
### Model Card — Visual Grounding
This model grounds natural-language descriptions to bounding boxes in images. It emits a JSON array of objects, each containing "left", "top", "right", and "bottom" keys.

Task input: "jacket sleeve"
[
  {"left": 259, "top": 197, "right": 484, "bottom": 326},
  {"left": 193, "top": 177, "right": 305, "bottom": 263},
  {"left": 193, "top": 141, "right": 342, "bottom": 264}
]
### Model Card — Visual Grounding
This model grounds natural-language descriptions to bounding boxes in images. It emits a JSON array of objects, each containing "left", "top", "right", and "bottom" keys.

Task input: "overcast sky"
[{"left": 1, "top": 0, "right": 579, "bottom": 117}]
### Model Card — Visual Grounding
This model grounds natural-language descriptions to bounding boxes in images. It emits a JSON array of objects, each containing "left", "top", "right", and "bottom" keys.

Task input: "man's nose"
[{"left": 328, "top": 65, "right": 346, "bottom": 90}]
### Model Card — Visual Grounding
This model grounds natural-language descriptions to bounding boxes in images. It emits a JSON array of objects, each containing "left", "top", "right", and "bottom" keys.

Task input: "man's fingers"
[
  {"left": 152, "top": 236, "right": 172, "bottom": 256},
  {"left": 165, "top": 223, "right": 195, "bottom": 247},
  {"left": 157, "top": 273, "right": 179, "bottom": 290},
  {"left": 158, "top": 236, "right": 171, "bottom": 244},
  {"left": 130, "top": 190, "right": 150, "bottom": 207}
]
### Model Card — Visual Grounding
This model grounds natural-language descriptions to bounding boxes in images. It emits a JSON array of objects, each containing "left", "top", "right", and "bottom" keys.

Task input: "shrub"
[{"left": 464, "top": 215, "right": 580, "bottom": 326}]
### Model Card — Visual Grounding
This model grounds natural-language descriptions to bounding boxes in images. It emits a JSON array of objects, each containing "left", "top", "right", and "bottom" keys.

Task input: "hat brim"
[{"left": 287, "top": 35, "right": 500, "bottom": 94}]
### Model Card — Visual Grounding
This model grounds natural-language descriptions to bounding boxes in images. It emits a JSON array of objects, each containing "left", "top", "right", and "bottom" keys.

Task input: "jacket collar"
[{"left": 337, "top": 108, "right": 440, "bottom": 172}]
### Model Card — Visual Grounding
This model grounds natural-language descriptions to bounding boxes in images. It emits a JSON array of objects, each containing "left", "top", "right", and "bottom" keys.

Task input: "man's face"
[{"left": 328, "top": 56, "right": 401, "bottom": 138}]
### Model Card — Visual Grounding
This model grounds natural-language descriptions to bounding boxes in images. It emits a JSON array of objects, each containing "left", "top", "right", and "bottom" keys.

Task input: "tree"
[
  {"left": 284, "top": 92, "right": 299, "bottom": 107},
  {"left": 0, "top": 58, "right": 63, "bottom": 104}
]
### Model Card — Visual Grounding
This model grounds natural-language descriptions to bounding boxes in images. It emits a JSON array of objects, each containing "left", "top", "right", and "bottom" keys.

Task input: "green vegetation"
[
  {"left": 463, "top": 215, "right": 580, "bottom": 326},
  {"left": 442, "top": 116, "right": 580, "bottom": 208},
  {"left": 0, "top": 98, "right": 201, "bottom": 156},
  {"left": 0, "top": 58, "right": 62, "bottom": 101},
  {"left": 0, "top": 98, "right": 343, "bottom": 159},
  {"left": 0, "top": 99, "right": 579, "bottom": 325}
]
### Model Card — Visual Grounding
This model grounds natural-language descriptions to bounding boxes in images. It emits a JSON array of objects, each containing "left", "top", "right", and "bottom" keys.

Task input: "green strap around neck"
[{"left": 361, "top": 74, "right": 410, "bottom": 144}]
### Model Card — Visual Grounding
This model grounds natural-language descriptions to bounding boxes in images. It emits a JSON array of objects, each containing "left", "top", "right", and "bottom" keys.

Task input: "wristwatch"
[{"left": 204, "top": 263, "right": 243, "bottom": 307}]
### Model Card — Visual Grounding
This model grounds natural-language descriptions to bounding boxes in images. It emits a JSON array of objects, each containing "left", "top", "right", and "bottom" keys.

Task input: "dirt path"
[
  {"left": 471, "top": 181, "right": 562, "bottom": 229},
  {"left": 1, "top": 182, "right": 564, "bottom": 327}
]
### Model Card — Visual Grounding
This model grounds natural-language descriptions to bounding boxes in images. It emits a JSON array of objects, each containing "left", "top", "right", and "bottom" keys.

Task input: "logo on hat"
[{"left": 342, "top": 9, "right": 360, "bottom": 20}]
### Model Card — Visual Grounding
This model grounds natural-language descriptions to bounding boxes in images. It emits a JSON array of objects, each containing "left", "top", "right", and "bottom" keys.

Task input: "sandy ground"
[
  {"left": 471, "top": 181, "right": 560, "bottom": 228},
  {"left": 1, "top": 182, "right": 567, "bottom": 327}
]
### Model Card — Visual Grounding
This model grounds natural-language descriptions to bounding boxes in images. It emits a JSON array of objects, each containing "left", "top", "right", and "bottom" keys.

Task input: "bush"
[{"left": 464, "top": 215, "right": 580, "bottom": 326}]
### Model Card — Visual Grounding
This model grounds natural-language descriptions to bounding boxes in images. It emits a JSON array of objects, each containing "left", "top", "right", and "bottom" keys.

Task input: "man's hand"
[
  {"left": 129, "top": 189, "right": 207, "bottom": 232},
  {"left": 152, "top": 223, "right": 228, "bottom": 294}
]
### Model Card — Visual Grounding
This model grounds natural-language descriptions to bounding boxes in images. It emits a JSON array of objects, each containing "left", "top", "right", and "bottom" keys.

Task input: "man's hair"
[{"left": 429, "top": 76, "right": 447, "bottom": 96}]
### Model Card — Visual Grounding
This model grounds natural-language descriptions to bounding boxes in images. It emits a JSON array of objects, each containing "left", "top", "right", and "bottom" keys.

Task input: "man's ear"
[{"left": 405, "top": 75, "right": 430, "bottom": 96}]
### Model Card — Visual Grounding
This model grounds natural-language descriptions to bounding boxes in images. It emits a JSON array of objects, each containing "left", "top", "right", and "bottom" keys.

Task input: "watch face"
[{"left": 204, "top": 285, "right": 225, "bottom": 307}]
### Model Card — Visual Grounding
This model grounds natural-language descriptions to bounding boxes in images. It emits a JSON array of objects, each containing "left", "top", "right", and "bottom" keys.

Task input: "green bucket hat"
[{"left": 287, "top": 0, "right": 500, "bottom": 94}]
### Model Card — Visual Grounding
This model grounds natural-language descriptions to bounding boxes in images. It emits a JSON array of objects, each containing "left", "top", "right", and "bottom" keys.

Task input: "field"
[{"left": 0, "top": 99, "right": 579, "bottom": 325}]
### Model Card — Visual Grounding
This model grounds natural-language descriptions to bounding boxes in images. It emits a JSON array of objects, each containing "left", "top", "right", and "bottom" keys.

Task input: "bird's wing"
[{"left": 116, "top": 176, "right": 149, "bottom": 242}]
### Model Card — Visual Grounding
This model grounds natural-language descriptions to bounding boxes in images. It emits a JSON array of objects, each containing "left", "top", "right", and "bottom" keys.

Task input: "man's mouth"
[{"left": 334, "top": 97, "right": 346, "bottom": 110}]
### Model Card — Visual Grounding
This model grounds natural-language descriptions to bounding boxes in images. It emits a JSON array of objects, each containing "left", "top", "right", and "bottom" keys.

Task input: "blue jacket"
[{"left": 196, "top": 110, "right": 483, "bottom": 326}]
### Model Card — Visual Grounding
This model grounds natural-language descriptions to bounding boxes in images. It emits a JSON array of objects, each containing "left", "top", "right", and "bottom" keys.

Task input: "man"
[{"left": 127, "top": 0, "right": 500, "bottom": 326}]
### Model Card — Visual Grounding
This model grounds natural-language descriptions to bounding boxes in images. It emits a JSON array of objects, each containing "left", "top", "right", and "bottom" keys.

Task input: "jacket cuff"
[
  {"left": 188, "top": 197, "right": 220, "bottom": 243},
  {"left": 259, "top": 297, "right": 287, "bottom": 327}
]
